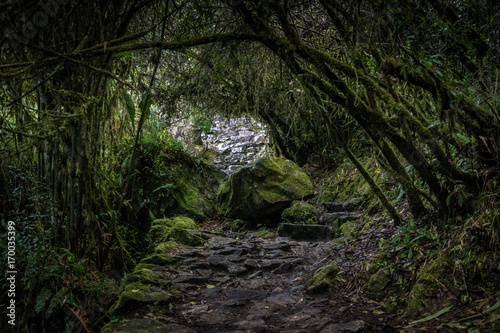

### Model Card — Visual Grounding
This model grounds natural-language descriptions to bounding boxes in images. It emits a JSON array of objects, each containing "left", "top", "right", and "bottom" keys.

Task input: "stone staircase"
[{"left": 278, "top": 198, "right": 364, "bottom": 242}]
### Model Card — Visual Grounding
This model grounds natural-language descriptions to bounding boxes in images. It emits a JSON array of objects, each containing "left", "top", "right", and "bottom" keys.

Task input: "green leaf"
[
  {"left": 61, "top": 248, "right": 75, "bottom": 264},
  {"left": 206, "top": 284, "right": 215, "bottom": 289},
  {"left": 72, "top": 263, "right": 85, "bottom": 278},
  {"left": 446, "top": 192, "right": 453, "bottom": 206},
  {"left": 48, "top": 287, "right": 71, "bottom": 314},
  {"left": 138, "top": 90, "right": 153, "bottom": 121},
  {"left": 124, "top": 93, "right": 136, "bottom": 131},
  {"left": 460, "top": 297, "right": 500, "bottom": 321},
  {"left": 404, "top": 235, "right": 411, "bottom": 244},
  {"left": 421, "top": 59, "right": 432, "bottom": 67},
  {"left": 35, "top": 287, "right": 52, "bottom": 314},
  {"left": 152, "top": 183, "right": 176, "bottom": 193},
  {"left": 45, "top": 264, "right": 67, "bottom": 276},
  {"left": 408, "top": 305, "right": 453, "bottom": 325}
]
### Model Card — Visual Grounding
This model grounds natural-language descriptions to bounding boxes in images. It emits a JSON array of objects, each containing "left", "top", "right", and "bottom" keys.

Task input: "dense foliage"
[{"left": 1, "top": 0, "right": 499, "bottom": 331}]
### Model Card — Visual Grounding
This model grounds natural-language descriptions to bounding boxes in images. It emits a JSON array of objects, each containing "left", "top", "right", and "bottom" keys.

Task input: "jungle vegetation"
[{"left": 0, "top": 0, "right": 499, "bottom": 331}]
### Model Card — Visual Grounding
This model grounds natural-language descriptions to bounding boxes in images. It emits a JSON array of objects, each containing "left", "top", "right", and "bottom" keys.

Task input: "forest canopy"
[{"left": 0, "top": 0, "right": 499, "bottom": 331}]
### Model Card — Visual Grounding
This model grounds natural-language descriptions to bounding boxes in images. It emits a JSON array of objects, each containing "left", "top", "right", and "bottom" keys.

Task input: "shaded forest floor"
[{"left": 105, "top": 216, "right": 490, "bottom": 332}]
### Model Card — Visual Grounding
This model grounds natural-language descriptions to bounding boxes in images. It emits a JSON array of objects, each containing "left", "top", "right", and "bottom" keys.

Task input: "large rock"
[
  {"left": 217, "top": 157, "right": 313, "bottom": 221},
  {"left": 306, "top": 261, "right": 342, "bottom": 293},
  {"left": 130, "top": 148, "right": 226, "bottom": 221},
  {"left": 282, "top": 201, "right": 319, "bottom": 224}
]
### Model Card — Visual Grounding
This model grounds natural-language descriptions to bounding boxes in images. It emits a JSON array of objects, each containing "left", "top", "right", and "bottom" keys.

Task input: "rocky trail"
[{"left": 102, "top": 202, "right": 407, "bottom": 333}]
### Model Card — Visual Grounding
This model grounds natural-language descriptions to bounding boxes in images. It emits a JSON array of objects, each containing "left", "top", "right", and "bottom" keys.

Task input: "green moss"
[
  {"left": 231, "top": 219, "right": 248, "bottom": 231},
  {"left": 133, "top": 263, "right": 156, "bottom": 271},
  {"left": 140, "top": 253, "right": 181, "bottom": 266},
  {"left": 364, "top": 267, "right": 392, "bottom": 299},
  {"left": 125, "top": 268, "right": 163, "bottom": 285},
  {"left": 317, "top": 158, "right": 379, "bottom": 203},
  {"left": 306, "top": 261, "right": 342, "bottom": 293},
  {"left": 403, "top": 255, "right": 451, "bottom": 319},
  {"left": 147, "top": 224, "right": 204, "bottom": 250},
  {"left": 168, "top": 227, "right": 205, "bottom": 246},
  {"left": 217, "top": 157, "right": 313, "bottom": 220},
  {"left": 281, "top": 201, "right": 319, "bottom": 224},
  {"left": 366, "top": 238, "right": 390, "bottom": 273},
  {"left": 154, "top": 241, "right": 179, "bottom": 254},
  {"left": 152, "top": 216, "right": 198, "bottom": 229},
  {"left": 113, "top": 282, "right": 173, "bottom": 314},
  {"left": 134, "top": 147, "right": 226, "bottom": 220},
  {"left": 339, "top": 221, "right": 357, "bottom": 239}
]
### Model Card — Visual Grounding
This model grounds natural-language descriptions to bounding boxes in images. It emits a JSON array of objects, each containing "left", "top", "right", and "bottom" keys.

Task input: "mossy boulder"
[
  {"left": 306, "top": 261, "right": 342, "bottom": 294},
  {"left": 281, "top": 201, "right": 318, "bottom": 224},
  {"left": 113, "top": 282, "right": 173, "bottom": 314},
  {"left": 339, "top": 221, "right": 358, "bottom": 239},
  {"left": 217, "top": 157, "right": 313, "bottom": 221},
  {"left": 130, "top": 148, "right": 226, "bottom": 221},
  {"left": 154, "top": 241, "right": 179, "bottom": 254},
  {"left": 364, "top": 267, "right": 392, "bottom": 299},
  {"left": 152, "top": 216, "right": 198, "bottom": 229},
  {"left": 147, "top": 217, "right": 204, "bottom": 250},
  {"left": 403, "top": 255, "right": 452, "bottom": 319},
  {"left": 124, "top": 267, "right": 164, "bottom": 286},
  {"left": 102, "top": 318, "right": 195, "bottom": 333}
]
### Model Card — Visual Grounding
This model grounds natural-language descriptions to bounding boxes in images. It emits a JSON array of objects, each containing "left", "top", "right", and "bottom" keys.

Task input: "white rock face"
[{"left": 167, "top": 116, "right": 271, "bottom": 174}]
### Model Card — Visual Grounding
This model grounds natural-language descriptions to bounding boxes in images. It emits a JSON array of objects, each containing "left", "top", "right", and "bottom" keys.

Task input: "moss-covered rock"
[
  {"left": 339, "top": 221, "right": 358, "bottom": 239},
  {"left": 403, "top": 255, "right": 452, "bottom": 319},
  {"left": 306, "top": 261, "right": 342, "bottom": 293},
  {"left": 140, "top": 253, "right": 181, "bottom": 266},
  {"left": 102, "top": 318, "right": 196, "bottom": 333},
  {"left": 129, "top": 147, "right": 226, "bottom": 221},
  {"left": 364, "top": 267, "right": 392, "bottom": 299},
  {"left": 124, "top": 268, "right": 164, "bottom": 286},
  {"left": 113, "top": 282, "right": 173, "bottom": 314},
  {"left": 281, "top": 201, "right": 318, "bottom": 224},
  {"left": 152, "top": 216, "right": 198, "bottom": 229},
  {"left": 154, "top": 241, "right": 179, "bottom": 254},
  {"left": 217, "top": 157, "right": 313, "bottom": 221},
  {"left": 147, "top": 222, "right": 205, "bottom": 251}
]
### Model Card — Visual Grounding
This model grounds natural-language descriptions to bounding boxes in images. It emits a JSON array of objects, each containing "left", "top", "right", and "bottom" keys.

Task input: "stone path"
[
  {"left": 168, "top": 232, "right": 331, "bottom": 332},
  {"left": 105, "top": 223, "right": 398, "bottom": 333}
]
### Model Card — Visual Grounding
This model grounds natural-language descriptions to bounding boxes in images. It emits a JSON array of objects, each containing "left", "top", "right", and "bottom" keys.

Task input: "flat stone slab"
[
  {"left": 277, "top": 223, "right": 332, "bottom": 241},
  {"left": 322, "top": 198, "right": 363, "bottom": 213},
  {"left": 321, "top": 212, "right": 362, "bottom": 225},
  {"left": 322, "top": 202, "right": 344, "bottom": 212}
]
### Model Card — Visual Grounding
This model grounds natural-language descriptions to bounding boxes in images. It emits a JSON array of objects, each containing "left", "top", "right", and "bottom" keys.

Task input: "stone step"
[
  {"left": 321, "top": 212, "right": 362, "bottom": 225},
  {"left": 277, "top": 223, "right": 332, "bottom": 241},
  {"left": 322, "top": 198, "right": 363, "bottom": 213}
]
